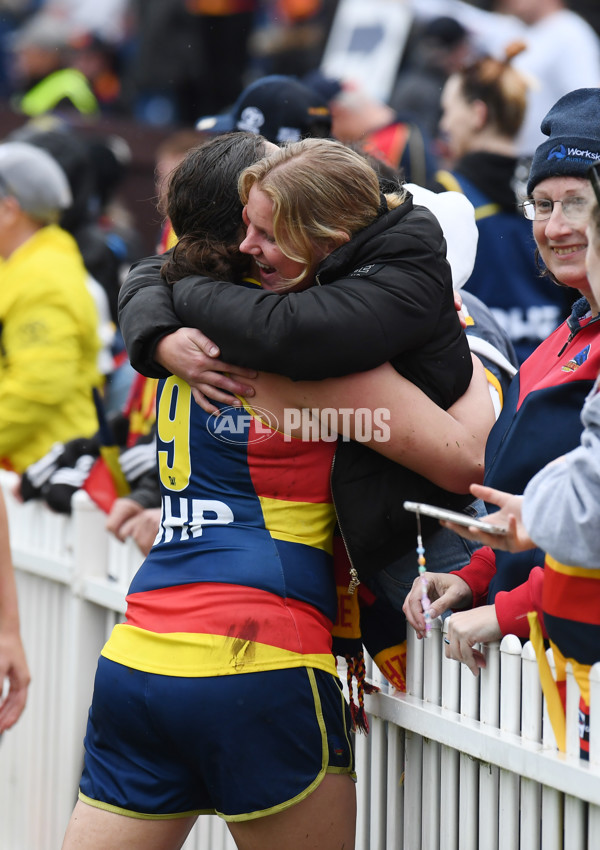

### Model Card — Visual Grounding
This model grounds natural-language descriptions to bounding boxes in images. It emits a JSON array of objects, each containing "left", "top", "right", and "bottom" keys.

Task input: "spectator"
[
  {"left": 389, "top": 15, "right": 474, "bottom": 141},
  {"left": 408, "top": 0, "right": 600, "bottom": 157},
  {"left": 61, "top": 130, "right": 358, "bottom": 850},
  {"left": 0, "top": 141, "right": 101, "bottom": 474},
  {"left": 67, "top": 31, "right": 128, "bottom": 116},
  {"left": 196, "top": 73, "right": 332, "bottom": 145},
  {"left": 10, "top": 124, "right": 123, "bottom": 325},
  {"left": 124, "top": 0, "right": 207, "bottom": 126},
  {"left": 0, "top": 487, "right": 29, "bottom": 733},
  {"left": 18, "top": 381, "right": 158, "bottom": 519},
  {"left": 8, "top": 123, "right": 146, "bottom": 411},
  {"left": 250, "top": 0, "right": 336, "bottom": 80},
  {"left": 402, "top": 89, "right": 600, "bottom": 688},
  {"left": 303, "top": 71, "right": 439, "bottom": 187},
  {"left": 432, "top": 163, "right": 600, "bottom": 759},
  {"left": 7, "top": 11, "right": 99, "bottom": 118},
  {"left": 153, "top": 128, "right": 208, "bottom": 254},
  {"left": 435, "top": 42, "right": 574, "bottom": 362},
  {"left": 185, "top": 0, "right": 259, "bottom": 117},
  {"left": 364, "top": 151, "right": 519, "bottom": 411}
]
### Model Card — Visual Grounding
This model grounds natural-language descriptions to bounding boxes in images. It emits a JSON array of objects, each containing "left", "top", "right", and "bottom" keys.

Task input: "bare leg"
[
  {"left": 61, "top": 799, "right": 197, "bottom": 850},
  {"left": 228, "top": 773, "right": 356, "bottom": 850}
]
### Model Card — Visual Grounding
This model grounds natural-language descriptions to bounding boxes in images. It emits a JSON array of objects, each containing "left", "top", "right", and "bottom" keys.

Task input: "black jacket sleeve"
[
  {"left": 118, "top": 254, "right": 183, "bottom": 378},
  {"left": 170, "top": 211, "right": 455, "bottom": 381},
  {"left": 171, "top": 277, "right": 423, "bottom": 380},
  {"left": 119, "top": 204, "right": 460, "bottom": 384},
  {"left": 119, "top": 257, "right": 431, "bottom": 382}
]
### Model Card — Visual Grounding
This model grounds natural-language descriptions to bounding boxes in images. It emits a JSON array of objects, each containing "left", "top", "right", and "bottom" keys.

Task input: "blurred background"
[{"left": 0, "top": 0, "right": 596, "bottom": 257}]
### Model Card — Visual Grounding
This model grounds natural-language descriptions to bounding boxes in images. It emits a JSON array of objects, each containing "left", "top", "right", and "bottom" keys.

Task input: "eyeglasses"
[{"left": 520, "top": 196, "right": 592, "bottom": 222}]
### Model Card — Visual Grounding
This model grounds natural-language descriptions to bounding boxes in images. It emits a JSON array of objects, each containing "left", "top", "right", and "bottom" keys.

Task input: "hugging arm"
[
  {"left": 118, "top": 255, "right": 182, "bottom": 378},
  {"left": 255, "top": 354, "right": 494, "bottom": 493},
  {"left": 119, "top": 216, "right": 462, "bottom": 383},
  {"left": 118, "top": 255, "right": 409, "bottom": 389},
  {"left": 171, "top": 224, "right": 454, "bottom": 380},
  {"left": 118, "top": 257, "right": 258, "bottom": 404},
  {"left": 291, "top": 355, "right": 493, "bottom": 491}
]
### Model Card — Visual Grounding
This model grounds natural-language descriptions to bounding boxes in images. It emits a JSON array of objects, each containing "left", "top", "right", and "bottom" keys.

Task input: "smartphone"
[{"left": 403, "top": 501, "right": 508, "bottom": 535}]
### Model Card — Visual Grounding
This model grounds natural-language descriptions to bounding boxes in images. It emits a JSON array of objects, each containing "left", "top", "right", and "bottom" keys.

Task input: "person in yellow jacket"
[{"left": 0, "top": 141, "right": 101, "bottom": 473}]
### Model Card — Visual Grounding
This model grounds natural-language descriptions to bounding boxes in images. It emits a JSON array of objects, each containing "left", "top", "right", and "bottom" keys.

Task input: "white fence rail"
[{"left": 0, "top": 469, "right": 599, "bottom": 850}]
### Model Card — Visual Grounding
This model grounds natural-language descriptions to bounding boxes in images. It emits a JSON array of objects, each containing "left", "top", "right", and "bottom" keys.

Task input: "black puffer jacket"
[{"left": 119, "top": 195, "right": 473, "bottom": 578}]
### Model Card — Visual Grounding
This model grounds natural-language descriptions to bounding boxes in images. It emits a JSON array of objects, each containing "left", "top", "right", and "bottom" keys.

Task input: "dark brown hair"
[{"left": 161, "top": 132, "right": 269, "bottom": 284}]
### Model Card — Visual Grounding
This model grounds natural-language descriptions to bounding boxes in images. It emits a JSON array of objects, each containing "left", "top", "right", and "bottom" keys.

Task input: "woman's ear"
[{"left": 472, "top": 99, "right": 489, "bottom": 132}]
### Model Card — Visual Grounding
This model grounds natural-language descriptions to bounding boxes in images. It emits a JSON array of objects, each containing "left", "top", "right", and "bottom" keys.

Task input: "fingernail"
[{"left": 209, "top": 345, "right": 219, "bottom": 356}]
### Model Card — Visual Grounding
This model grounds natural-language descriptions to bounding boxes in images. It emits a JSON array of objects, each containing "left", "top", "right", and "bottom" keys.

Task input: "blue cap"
[
  {"left": 527, "top": 88, "right": 600, "bottom": 195},
  {"left": 196, "top": 75, "right": 331, "bottom": 145}
]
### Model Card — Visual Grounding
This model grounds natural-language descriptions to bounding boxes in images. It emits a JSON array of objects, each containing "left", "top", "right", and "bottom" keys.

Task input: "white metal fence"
[{"left": 0, "top": 468, "right": 598, "bottom": 850}]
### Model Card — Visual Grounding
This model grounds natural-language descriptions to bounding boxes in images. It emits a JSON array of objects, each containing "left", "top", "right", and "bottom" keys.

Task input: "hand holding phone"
[{"left": 403, "top": 501, "right": 508, "bottom": 535}]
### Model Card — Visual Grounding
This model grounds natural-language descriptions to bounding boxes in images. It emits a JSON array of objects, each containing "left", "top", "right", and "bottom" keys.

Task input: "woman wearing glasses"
[
  {"left": 404, "top": 88, "right": 600, "bottom": 674},
  {"left": 408, "top": 160, "right": 600, "bottom": 762}
]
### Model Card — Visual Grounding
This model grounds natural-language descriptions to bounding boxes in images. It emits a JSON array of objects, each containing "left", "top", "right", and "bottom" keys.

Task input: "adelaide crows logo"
[{"left": 562, "top": 343, "right": 590, "bottom": 372}]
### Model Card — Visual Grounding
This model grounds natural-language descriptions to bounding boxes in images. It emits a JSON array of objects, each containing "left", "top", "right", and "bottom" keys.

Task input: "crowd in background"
[
  {"left": 0, "top": 1, "right": 596, "bottom": 129},
  {"left": 2, "top": 0, "right": 600, "bottom": 814}
]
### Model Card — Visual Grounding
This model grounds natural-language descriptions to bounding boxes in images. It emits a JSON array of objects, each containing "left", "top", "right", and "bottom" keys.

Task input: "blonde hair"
[{"left": 238, "top": 137, "right": 407, "bottom": 289}]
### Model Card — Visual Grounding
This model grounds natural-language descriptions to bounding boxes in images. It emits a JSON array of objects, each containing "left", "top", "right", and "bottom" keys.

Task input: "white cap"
[
  {"left": 0, "top": 141, "right": 72, "bottom": 224},
  {"left": 404, "top": 183, "right": 478, "bottom": 290}
]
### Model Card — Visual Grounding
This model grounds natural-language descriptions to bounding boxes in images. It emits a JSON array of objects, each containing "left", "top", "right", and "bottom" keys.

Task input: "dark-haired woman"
[{"left": 62, "top": 133, "right": 494, "bottom": 850}]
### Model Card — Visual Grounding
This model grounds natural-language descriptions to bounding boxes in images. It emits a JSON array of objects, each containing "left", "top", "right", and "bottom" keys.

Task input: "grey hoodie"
[{"left": 522, "top": 376, "right": 600, "bottom": 569}]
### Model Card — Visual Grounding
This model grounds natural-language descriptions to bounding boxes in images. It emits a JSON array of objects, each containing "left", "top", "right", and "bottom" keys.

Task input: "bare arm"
[
  {"left": 0, "top": 490, "right": 30, "bottom": 731},
  {"left": 151, "top": 289, "right": 472, "bottom": 415},
  {"left": 248, "top": 354, "right": 494, "bottom": 493}
]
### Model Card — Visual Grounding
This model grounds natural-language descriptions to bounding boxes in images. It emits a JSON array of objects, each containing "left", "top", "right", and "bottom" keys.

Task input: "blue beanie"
[{"left": 527, "top": 88, "right": 600, "bottom": 195}]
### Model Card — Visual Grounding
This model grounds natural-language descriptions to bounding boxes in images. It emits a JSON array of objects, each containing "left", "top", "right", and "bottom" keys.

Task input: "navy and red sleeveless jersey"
[{"left": 102, "top": 377, "right": 339, "bottom": 678}]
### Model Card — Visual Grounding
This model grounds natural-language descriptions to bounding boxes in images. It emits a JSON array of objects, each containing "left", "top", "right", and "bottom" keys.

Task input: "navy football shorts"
[{"left": 79, "top": 657, "right": 356, "bottom": 821}]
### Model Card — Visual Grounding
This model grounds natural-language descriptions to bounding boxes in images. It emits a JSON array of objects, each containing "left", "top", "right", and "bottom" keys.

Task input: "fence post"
[
  {"left": 440, "top": 618, "right": 460, "bottom": 850},
  {"left": 589, "top": 664, "right": 600, "bottom": 846},
  {"left": 479, "top": 641, "right": 500, "bottom": 850},
  {"left": 459, "top": 649, "right": 480, "bottom": 850},
  {"left": 404, "top": 624, "right": 424, "bottom": 849},
  {"left": 497, "top": 635, "right": 522, "bottom": 850},
  {"left": 541, "top": 647, "right": 563, "bottom": 850},
  {"left": 564, "top": 663, "right": 586, "bottom": 849},
  {"left": 422, "top": 617, "right": 442, "bottom": 850},
  {"left": 520, "top": 641, "right": 542, "bottom": 848}
]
